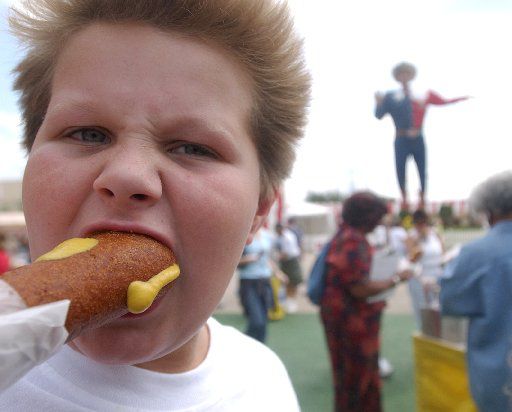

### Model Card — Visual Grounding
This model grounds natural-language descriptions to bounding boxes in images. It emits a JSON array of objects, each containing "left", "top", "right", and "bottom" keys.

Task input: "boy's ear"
[{"left": 246, "top": 188, "right": 277, "bottom": 245}]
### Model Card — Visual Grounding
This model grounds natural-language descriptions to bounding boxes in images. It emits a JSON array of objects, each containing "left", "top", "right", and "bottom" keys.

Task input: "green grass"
[{"left": 214, "top": 312, "right": 416, "bottom": 412}]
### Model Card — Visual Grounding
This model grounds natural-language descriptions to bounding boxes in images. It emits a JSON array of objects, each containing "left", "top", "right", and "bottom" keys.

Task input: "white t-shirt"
[
  {"left": 0, "top": 318, "right": 299, "bottom": 411},
  {"left": 367, "top": 225, "right": 407, "bottom": 256},
  {"left": 388, "top": 226, "right": 408, "bottom": 257},
  {"left": 276, "top": 229, "right": 301, "bottom": 259},
  {"left": 409, "top": 228, "right": 443, "bottom": 279}
]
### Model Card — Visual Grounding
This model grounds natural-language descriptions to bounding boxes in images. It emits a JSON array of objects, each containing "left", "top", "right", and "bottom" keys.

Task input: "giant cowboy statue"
[{"left": 374, "top": 62, "right": 469, "bottom": 211}]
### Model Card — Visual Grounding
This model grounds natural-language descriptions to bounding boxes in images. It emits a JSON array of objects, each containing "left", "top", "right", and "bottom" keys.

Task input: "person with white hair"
[{"left": 440, "top": 170, "right": 512, "bottom": 412}]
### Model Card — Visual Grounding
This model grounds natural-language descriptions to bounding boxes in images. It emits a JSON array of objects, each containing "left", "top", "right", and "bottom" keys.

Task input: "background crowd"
[{"left": 233, "top": 170, "right": 512, "bottom": 412}]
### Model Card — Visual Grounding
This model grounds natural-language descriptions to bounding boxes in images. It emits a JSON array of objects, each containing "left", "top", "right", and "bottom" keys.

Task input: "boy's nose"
[{"left": 93, "top": 147, "right": 163, "bottom": 210}]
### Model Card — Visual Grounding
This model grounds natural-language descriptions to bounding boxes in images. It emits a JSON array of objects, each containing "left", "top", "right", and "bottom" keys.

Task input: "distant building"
[
  {"left": 0, "top": 180, "right": 22, "bottom": 211},
  {"left": 283, "top": 201, "right": 338, "bottom": 253}
]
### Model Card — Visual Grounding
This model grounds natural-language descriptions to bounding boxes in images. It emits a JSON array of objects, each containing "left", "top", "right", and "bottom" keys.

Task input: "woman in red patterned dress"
[{"left": 320, "top": 192, "right": 412, "bottom": 412}]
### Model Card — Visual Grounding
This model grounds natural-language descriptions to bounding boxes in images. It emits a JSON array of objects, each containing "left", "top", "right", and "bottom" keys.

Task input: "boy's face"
[{"left": 22, "top": 23, "right": 270, "bottom": 366}]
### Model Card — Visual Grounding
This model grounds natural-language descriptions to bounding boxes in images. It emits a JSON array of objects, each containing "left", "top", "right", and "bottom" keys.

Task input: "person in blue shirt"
[
  {"left": 238, "top": 227, "right": 276, "bottom": 343},
  {"left": 440, "top": 170, "right": 512, "bottom": 412},
  {"left": 375, "top": 62, "right": 469, "bottom": 210}
]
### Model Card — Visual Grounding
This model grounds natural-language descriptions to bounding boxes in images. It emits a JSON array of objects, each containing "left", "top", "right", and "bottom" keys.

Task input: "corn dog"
[{"left": 2, "top": 231, "right": 179, "bottom": 340}]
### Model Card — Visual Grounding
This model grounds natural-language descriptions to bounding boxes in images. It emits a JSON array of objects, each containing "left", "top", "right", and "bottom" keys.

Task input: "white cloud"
[
  {"left": 0, "top": 0, "right": 21, "bottom": 6},
  {"left": 0, "top": 111, "right": 20, "bottom": 135}
]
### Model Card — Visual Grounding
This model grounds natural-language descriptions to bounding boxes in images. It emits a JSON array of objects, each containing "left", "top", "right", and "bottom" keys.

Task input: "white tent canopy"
[
  {"left": 284, "top": 202, "right": 336, "bottom": 252},
  {"left": 0, "top": 211, "right": 25, "bottom": 228},
  {"left": 286, "top": 201, "right": 333, "bottom": 217}
]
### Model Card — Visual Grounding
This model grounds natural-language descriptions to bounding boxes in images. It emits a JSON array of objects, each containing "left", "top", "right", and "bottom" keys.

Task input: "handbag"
[{"left": 307, "top": 240, "right": 332, "bottom": 305}]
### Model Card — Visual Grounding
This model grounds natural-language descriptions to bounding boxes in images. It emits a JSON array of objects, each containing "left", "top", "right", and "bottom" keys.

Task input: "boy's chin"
[{"left": 68, "top": 326, "right": 171, "bottom": 366}]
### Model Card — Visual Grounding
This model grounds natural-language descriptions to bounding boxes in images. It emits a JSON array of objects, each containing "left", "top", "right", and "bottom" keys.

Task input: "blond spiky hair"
[{"left": 10, "top": 0, "right": 311, "bottom": 197}]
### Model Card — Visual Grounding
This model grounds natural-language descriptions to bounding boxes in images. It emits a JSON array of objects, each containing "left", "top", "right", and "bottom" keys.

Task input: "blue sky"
[
  {"left": 1, "top": 0, "right": 512, "bottom": 206},
  {"left": 0, "top": 1, "right": 26, "bottom": 179}
]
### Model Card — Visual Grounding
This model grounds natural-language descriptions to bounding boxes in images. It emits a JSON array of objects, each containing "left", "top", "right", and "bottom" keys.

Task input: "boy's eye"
[
  {"left": 66, "top": 128, "right": 110, "bottom": 145},
  {"left": 170, "top": 143, "right": 217, "bottom": 159}
]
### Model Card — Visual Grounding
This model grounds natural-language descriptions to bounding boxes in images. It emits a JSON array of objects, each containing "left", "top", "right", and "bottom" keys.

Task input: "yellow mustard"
[
  {"left": 127, "top": 264, "right": 180, "bottom": 314},
  {"left": 35, "top": 238, "right": 99, "bottom": 262}
]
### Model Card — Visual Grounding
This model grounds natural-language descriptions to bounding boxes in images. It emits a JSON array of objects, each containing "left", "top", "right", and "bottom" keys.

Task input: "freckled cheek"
[
  {"left": 187, "top": 170, "right": 257, "bottom": 228},
  {"left": 22, "top": 150, "right": 95, "bottom": 255},
  {"left": 171, "top": 192, "right": 257, "bottom": 316},
  {"left": 170, "top": 172, "right": 259, "bottom": 273}
]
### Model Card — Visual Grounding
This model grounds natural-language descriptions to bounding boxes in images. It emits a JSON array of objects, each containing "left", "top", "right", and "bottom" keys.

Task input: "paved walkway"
[{"left": 215, "top": 253, "right": 414, "bottom": 315}]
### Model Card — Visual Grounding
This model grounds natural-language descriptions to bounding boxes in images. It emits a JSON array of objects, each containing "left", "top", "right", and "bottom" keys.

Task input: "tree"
[
  {"left": 306, "top": 190, "right": 346, "bottom": 204},
  {"left": 439, "top": 203, "right": 455, "bottom": 227}
]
